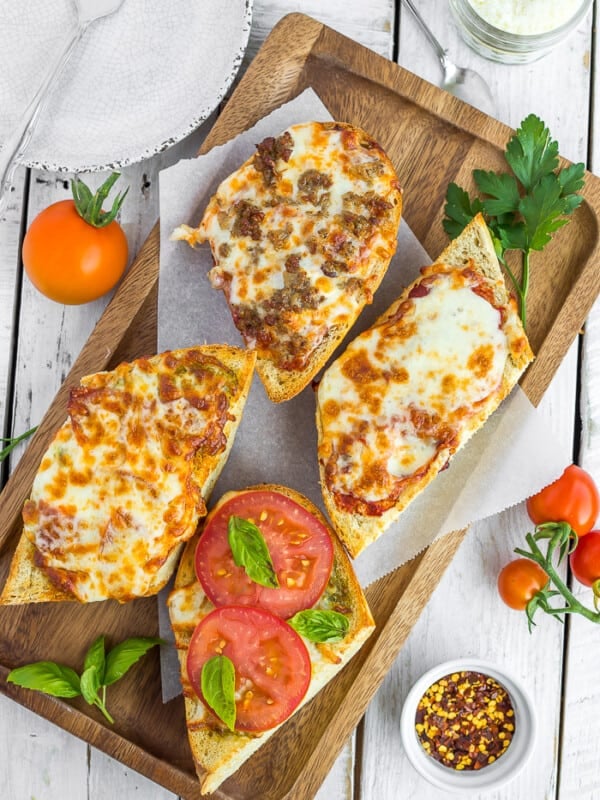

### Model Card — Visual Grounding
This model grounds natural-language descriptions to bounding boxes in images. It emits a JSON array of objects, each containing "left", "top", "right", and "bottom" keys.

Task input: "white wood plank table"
[{"left": 1, "top": 2, "right": 599, "bottom": 798}]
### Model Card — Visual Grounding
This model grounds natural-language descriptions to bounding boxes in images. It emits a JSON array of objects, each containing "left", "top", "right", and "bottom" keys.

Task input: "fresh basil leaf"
[
  {"left": 201, "top": 655, "right": 236, "bottom": 731},
  {"left": 103, "top": 637, "right": 163, "bottom": 687},
  {"left": 83, "top": 635, "right": 106, "bottom": 684},
  {"left": 7, "top": 661, "right": 81, "bottom": 698},
  {"left": 80, "top": 665, "right": 101, "bottom": 705},
  {"left": 288, "top": 609, "right": 350, "bottom": 643},
  {"left": 227, "top": 516, "right": 278, "bottom": 589}
]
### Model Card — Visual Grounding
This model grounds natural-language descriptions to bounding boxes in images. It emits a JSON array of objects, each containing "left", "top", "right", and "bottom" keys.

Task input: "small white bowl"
[{"left": 400, "top": 659, "right": 536, "bottom": 793}]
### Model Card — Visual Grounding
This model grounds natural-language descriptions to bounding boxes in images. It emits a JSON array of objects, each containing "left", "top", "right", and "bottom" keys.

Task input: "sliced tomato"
[
  {"left": 187, "top": 605, "right": 311, "bottom": 732},
  {"left": 195, "top": 489, "right": 334, "bottom": 618}
]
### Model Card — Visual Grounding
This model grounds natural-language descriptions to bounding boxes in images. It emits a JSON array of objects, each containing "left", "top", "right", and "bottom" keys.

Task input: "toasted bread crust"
[
  {"left": 0, "top": 345, "right": 256, "bottom": 606},
  {"left": 317, "top": 214, "right": 534, "bottom": 557},
  {"left": 168, "top": 483, "right": 374, "bottom": 794}
]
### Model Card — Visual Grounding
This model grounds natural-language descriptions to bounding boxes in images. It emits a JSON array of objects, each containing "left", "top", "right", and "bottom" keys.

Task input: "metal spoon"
[
  {"left": 402, "top": 0, "right": 496, "bottom": 116},
  {"left": 0, "top": 0, "right": 125, "bottom": 215}
]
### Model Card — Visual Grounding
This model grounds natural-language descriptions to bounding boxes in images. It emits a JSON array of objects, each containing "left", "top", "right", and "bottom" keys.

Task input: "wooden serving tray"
[{"left": 2, "top": 13, "right": 600, "bottom": 800}]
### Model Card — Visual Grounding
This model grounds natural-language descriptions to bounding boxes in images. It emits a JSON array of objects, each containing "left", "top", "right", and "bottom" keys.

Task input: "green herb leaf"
[
  {"left": 0, "top": 426, "right": 38, "bottom": 463},
  {"left": 80, "top": 665, "right": 101, "bottom": 706},
  {"left": 227, "top": 516, "right": 279, "bottom": 589},
  {"left": 7, "top": 661, "right": 81, "bottom": 698},
  {"left": 558, "top": 161, "right": 586, "bottom": 201},
  {"left": 288, "top": 609, "right": 350, "bottom": 643},
  {"left": 103, "top": 637, "right": 163, "bottom": 687},
  {"left": 519, "top": 174, "right": 569, "bottom": 251},
  {"left": 442, "top": 182, "right": 484, "bottom": 239},
  {"left": 83, "top": 635, "right": 106, "bottom": 684},
  {"left": 505, "top": 114, "right": 559, "bottom": 190},
  {"left": 474, "top": 170, "right": 521, "bottom": 216},
  {"left": 201, "top": 655, "right": 236, "bottom": 731}
]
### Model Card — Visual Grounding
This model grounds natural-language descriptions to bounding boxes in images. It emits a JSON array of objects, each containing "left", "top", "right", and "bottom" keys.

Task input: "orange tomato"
[
  {"left": 497, "top": 558, "right": 548, "bottom": 610},
  {"left": 23, "top": 199, "right": 128, "bottom": 305}
]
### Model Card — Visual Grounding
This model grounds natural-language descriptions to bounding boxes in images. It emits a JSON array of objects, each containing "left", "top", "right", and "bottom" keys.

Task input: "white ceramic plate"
[{"left": 0, "top": 0, "right": 253, "bottom": 172}]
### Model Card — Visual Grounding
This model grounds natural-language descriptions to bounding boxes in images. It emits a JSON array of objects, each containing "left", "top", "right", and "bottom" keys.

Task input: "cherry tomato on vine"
[
  {"left": 526, "top": 465, "right": 599, "bottom": 537},
  {"left": 497, "top": 558, "right": 548, "bottom": 610},
  {"left": 22, "top": 172, "right": 129, "bottom": 305},
  {"left": 570, "top": 531, "right": 600, "bottom": 587}
]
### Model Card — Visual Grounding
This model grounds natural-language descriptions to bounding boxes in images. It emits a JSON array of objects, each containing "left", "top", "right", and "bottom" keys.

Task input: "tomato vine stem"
[{"left": 514, "top": 522, "right": 600, "bottom": 630}]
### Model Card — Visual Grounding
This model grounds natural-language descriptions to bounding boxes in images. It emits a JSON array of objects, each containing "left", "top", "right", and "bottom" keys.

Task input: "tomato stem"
[
  {"left": 71, "top": 172, "right": 129, "bottom": 229},
  {"left": 515, "top": 523, "right": 600, "bottom": 627}
]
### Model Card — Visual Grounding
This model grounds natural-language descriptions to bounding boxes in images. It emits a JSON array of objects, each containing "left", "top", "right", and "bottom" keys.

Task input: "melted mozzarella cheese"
[
  {"left": 189, "top": 121, "right": 401, "bottom": 369},
  {"left": 23, "top": 350, "right": 237, "bottom": 603},
  {"left": 318, "top": 271, "right": 508, "bottom": 503}
]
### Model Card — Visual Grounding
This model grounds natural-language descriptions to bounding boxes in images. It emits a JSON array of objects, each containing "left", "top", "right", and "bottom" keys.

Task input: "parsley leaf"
[
  {"left": 443, "top": 113, "right": 585, "bottom": 326},
  {"left": 505, "top": 114, "right": 559, "bottom": 190}
]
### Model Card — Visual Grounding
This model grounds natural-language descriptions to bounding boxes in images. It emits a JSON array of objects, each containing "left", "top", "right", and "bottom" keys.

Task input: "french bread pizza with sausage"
[
  {"left": 0, "top": 346, "right": 256, "bottom": 605},
  {"left": 167, "top": 484, "right": 375, "bottom": 794},
  {"left": 172, "top": 120, "right": 403, "bottom": 402},
  {"left": 316, "top": 214, "right": 534, "bottom": 557}
]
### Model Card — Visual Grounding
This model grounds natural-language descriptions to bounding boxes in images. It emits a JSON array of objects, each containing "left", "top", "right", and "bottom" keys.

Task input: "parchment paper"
[{"left": 156, "top": 89, "right": 569, "bottom": 700}]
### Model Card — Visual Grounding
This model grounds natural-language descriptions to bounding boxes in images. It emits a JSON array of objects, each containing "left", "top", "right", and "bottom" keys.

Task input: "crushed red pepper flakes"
[{"left": 415, "top": 670, "right": 515, "bottom": 771}]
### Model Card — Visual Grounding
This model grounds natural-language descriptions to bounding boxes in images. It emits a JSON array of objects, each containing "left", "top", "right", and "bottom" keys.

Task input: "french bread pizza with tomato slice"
[
  {"left": 0, "top": 345, "right": 256, "bottom": 605},
  {"left": 167, "top": 484, "right": 375, "bottom": 794}
]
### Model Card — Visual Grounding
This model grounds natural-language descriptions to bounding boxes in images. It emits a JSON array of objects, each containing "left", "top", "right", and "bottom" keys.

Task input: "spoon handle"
[
  {"left": 402, "top": 0, "right": 447, "bottom": 63},
  {"left": 0, "top": 24, "right": 84, "bottom": 216}
]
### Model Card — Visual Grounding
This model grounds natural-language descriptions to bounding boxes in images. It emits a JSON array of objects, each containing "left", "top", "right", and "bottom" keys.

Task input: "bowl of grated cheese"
[{"left": 449, "top": 0, "right": 593, "bottom": 63}]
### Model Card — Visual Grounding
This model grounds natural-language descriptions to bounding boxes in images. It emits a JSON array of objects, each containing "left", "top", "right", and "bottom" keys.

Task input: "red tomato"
[
  {"left": 195, "top": 489, "right": 334, "bottom": 618},
  {"left": 187, "top": 605, "right": 311, "bottom": 732},
  {"left": 526, "top": 465, "right": 600, "bottom": 537},
  {"left": 497, "top": 558, "right": 548, "bottom": 610},
  {"left": 570, "top": 530, "right": 600, "bottom": 587},
  {"left": 23, "top": 198, "right": 128, "bottom": 305}
]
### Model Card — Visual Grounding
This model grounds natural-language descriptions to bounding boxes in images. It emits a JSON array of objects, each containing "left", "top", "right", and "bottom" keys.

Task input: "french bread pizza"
[
  {"left": 172, "top": 120, "right": 403, "bottom": 402},
  {"left": 0, "top": 345, "right": 256, "bottom": 605},
  {"left": 316, "top": 214, "right": 534, "bottom": 557},
  {"left": 167, "top": 484, "right": 375, "bottom": 794}
]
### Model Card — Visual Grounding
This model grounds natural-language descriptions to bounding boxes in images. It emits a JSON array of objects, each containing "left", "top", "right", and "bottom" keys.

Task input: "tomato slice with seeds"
[
  {"left": 195, "top": 489, "right": 334, "bottom": 618},
  {"left": 187, "top": 605, "right": 311, "bottom": 732}
]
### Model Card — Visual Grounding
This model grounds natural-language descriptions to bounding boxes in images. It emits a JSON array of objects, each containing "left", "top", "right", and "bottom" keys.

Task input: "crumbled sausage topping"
[
  {"left": 253, "top": 131, "right": 294, "bottom": 187},
  {"left": 231, "top": 200, "right": 265, "bottom": 241},
  {"left": 415, "top": 671, "right": 516, "bottom": 771}
]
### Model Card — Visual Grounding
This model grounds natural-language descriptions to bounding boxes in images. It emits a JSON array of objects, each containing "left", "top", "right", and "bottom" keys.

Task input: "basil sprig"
[
  {"left": 7, "top": 634, "right": 162, "bottom": 724},
  {"left": 201, "top": 655, "right": 237, "bottom": 730},
  {"left": 288, "top": 609, "right": 350, "bottom": 643},
  {"left": 228, "top": 515, "right": 279, "bottom": 588}
]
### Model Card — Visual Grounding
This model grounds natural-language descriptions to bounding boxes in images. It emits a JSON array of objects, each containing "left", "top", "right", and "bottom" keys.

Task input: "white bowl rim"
[{"left": 399, "top": 658, "right": 537, "bottom": 793}]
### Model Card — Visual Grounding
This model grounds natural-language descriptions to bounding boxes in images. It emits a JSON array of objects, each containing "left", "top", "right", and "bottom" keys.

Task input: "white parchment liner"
[{"left": 156, "top": 89, "right": 569, "bottom": 700}]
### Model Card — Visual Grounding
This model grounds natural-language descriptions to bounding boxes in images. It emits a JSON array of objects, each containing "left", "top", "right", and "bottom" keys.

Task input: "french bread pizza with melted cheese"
[
  {"left": 0, "top": 345, "right": 256, "bottom": 605},
  {"left": 167, "top": 484, "right": 374, "bottom": 795},
  {"left": 172, "top": 120, "right": 403, "bottom": 402},
  {"left": 316, "top": 214, "right": 534, "bottom": 557}
]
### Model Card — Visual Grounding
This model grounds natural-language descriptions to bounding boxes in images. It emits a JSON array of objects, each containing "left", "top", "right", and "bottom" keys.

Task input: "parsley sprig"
[{"left": 444, "top": 114, "right": 586, "bottom": 327}]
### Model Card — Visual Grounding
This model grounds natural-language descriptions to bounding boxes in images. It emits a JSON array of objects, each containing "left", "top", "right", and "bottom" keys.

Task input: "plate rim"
[{"left": 9, "top": 0, "right": 254, "bottom": 173}]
